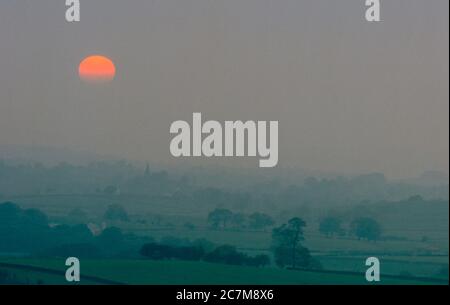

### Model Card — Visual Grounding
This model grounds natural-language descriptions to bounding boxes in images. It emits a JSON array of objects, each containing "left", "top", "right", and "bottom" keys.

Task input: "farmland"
[{"left": 0, "top": 258, "right": 444, "bottom": 285}]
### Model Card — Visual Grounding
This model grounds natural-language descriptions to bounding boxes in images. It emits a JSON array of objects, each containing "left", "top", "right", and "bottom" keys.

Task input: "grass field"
[
  {"left": 3, "top": 195, "right": 448, "bottom": 284},
  {"left": 317, "top": 256, "right": 448, "bottom": 279},
  {"left": 0, "top": 267, "right": 101, "bottom": 285},
  {"left": 0, "top": 258, "right": 446, "bottom": 285},
  {"left": 127, "top": 226, "right": 448, "bottom": 253}
]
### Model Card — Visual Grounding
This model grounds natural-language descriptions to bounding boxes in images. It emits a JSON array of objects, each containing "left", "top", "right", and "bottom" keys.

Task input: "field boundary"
[
  {"left": 0, "top": 262, "right": 125, "bottom": 285},
  {"left": 287, "top": 267, "right": 449, "bottom": 284},
  {"left": 2, "top": 261, "right": 448, "bottom": 285}
]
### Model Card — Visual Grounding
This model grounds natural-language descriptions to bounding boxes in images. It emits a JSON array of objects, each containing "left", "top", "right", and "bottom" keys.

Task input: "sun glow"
[{"left": 79, "top": 55, "right": 116, "bottom": 83}]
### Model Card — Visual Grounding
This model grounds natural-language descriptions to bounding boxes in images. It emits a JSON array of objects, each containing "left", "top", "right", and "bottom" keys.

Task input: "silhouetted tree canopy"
[
  {"left": 248, "top": 212, "right": 275, "bottom": 230},
  {"left": 104, "top": 204, "right": 129, "bottom": 222},
  {"left": 319, "top": 217, "right": 343, "bottom": 237},
  {"left": 272, "top": 217, "right": 319, "bottom": 269},
  {"left": 350, "top": 217, "right": 382, "bottom": 241},
  {"left": 208, "top": 208, "right": 233, "bottom": 229}
]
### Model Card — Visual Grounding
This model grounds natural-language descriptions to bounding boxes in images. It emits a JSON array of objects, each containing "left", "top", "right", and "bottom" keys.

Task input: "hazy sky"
[{"left": 0, "top": 0, "right": 448, "bottom": 178}]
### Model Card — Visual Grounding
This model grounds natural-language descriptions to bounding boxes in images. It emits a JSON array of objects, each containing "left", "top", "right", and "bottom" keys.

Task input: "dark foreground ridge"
[
  {"left": 0, "top": 262, "right": 125, "bottom": 285},
  {"left": 287, "top": 267, "right": 449, "bottom": 284}
]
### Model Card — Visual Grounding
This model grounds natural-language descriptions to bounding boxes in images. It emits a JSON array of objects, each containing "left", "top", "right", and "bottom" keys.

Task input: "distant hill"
[{"left": 398, "top": 171, "right": 449, "bottom": 187}]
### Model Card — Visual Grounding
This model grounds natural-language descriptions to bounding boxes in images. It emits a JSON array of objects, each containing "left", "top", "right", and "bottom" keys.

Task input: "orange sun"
[{"left": 79, "top": 55, "right": 116, "bottom": 83}]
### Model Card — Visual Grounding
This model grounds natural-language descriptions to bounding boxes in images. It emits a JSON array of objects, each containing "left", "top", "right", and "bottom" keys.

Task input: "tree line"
[
  {"left": 319, "top": 216, "right": 382, "bottom": 241},
  {"left": 140, "top": 243, "right": 270, "bottom": 267},
  {"left": 207, "top": 208, "right": 275, "bottom": 230}
]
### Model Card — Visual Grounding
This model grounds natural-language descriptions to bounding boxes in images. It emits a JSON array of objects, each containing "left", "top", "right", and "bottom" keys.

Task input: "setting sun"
[{"left": 78, "top": 55, "right": 116, "bottom": 83}]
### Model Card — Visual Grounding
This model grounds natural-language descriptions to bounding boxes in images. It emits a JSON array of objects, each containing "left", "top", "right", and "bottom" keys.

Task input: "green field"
[
  {"left": 125, "top": 226, "right": 448, "bottom": 254},
  {"left": 0, "top": 258, "right": 445, "bottom": 285},
  {"left": 10, "top": 194, "right": 448, "bottom": 250},
  {"left": 317, "top": 256, "right": 448, "bottom": 279},
  {"left": 0, "top": 267, "right": 100, "bottom": 285},
  {"left": 3, "top": 194, "right": 448, "bottom": 284}
]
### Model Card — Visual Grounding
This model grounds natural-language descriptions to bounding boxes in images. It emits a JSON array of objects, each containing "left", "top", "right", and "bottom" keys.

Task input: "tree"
[
  {"left": 204, "top": 245, "right": 268, "bottom": 266},
  {"left": 174, "top": 246, "right": 205, "bottom": 261},
  {"left": 231, "top": 212, "right": 246, "bottom": 228},
  {"left": 249, "top": 254, "right": 271, "bottom": 267},
  {"left": 191, "top": 238, "right": 215, "bottom": 252},
  {"left": 97, "top": 227, "right": 124, "bottom": 247},
  {"left": 319, "top": 217, "right": 342, "bottom": 237},
  {"left": 140, "top": 243, "right": 174, "bottom": 260},
  {"left": 67, "top": 208, "right": 88, "bottom": 224},
  {"left": 0, "top": 202, "right": 54, "bottom": 253},
  {"left": 204, "top": 245, "right": 246, "bottom": 265},
  {"left": 272, "top": 217, "right": 312, "bottom": 269},
  {"left": 45, "top": 243, "right": 101, "bottom": 258},
  {"left": 104, "top": 204, "right": 129, "bottom": 222},
  {"left": 140, "top": 242, "right": 205, "bottom": 261},
  {"left": 184, "top": 222, "right": 196, "bottom": 230},
  {"left": 273, "top": 245, "right": 316, "bottom": 269},
  {"left": 207, "top": 208, "right": 233, "bottom": 229},
  {"left": 350, "top": 217, "right": 382, "bottom": 241},
  {"left": 248, "top": 212, "right": 275, "bottom": 230},
  {"left": 53, "top": 224, "right": 93, "bottom": 244}
]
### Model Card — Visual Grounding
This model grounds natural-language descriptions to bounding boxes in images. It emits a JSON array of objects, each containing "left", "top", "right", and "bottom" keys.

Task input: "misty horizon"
[
  {"left": 0, "top": 144, "right": 448, "bottom": 185},
  {"left": 1, "top": 0, "right": 448, "bottom": 179}
]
